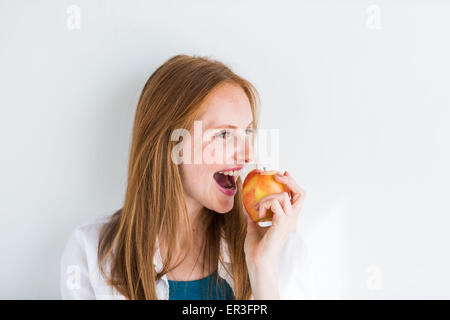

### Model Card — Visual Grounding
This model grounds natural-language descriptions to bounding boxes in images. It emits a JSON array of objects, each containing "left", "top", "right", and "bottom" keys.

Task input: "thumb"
[
  {"left": 246, "top": 214, "right": 257, "bottom": 231},
  {"left": 246, "top": 214, "right": 260, "bottom": 237},
  {"left": 243, "top": 207, "right": 262, "bottom": 238},
  {"left": 246, "top": 214, "right": 267, "bottom": 241}
]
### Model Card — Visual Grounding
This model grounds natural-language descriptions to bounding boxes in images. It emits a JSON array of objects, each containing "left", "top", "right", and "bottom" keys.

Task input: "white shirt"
[{"left": 60, "top": 214, "right": 314, "bottom": 300}]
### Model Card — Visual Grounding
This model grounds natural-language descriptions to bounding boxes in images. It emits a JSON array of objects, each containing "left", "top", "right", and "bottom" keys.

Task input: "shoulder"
[
  {"left": 61, "top": 213, "right": 113, "bottom": 272},
  {"left": 69, "top": 216, "right": 111, "bottom": 248},
  {"left": 60, "top": 214, "right": 119, "bottom": 299},
  {"left": 71, "top": 214, "right": 112, "bottom": 243}
]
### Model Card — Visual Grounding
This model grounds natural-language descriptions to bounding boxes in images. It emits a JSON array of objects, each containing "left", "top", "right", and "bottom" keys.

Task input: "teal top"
[{"left": 167, "top": 269, "right": 234, "bottom": 300}]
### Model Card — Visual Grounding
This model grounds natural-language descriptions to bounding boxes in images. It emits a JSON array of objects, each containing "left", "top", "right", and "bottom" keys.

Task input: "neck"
[
  {"left": 182, "top": 194, "right": 208, "bottom": 242},
  {"left": 158, "top": 195, "right": 208, "bottom": 250}
]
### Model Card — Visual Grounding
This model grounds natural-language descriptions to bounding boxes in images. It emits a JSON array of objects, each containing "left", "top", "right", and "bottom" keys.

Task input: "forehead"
[{"left": 198, "top": 82, "right": 254, "bottom": 128}]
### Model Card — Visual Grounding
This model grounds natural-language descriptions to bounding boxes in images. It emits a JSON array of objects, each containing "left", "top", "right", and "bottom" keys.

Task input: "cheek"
[
  {"left": 203, "top": 140, "right": 221, "bottom": 163},
  {"left": 203, "top": 140, "right": 237, "bottom": 165},
  {"left": 181, "top": 165, "right": 213, "bottom": 191}
]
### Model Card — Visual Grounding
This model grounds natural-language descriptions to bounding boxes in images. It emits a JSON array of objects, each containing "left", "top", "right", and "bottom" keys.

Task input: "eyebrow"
[{"left": 209, "top": 121, "right": 255, "bottom": 130}]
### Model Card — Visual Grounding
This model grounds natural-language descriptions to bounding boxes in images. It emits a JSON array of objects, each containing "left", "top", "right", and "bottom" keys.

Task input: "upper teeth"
[{"left": 219, "top": 170, "right": 241, "bottom": 176}]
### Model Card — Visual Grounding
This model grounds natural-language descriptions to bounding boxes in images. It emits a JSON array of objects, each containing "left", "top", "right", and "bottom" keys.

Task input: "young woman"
[{"left": 60, "top": 54, "right": 309, "bottom": 300}]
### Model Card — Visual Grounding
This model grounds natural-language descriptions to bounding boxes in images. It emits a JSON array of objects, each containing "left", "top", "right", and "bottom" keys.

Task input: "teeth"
[{"left": 218, "top": 170, "right": 241, "bottom": 176}]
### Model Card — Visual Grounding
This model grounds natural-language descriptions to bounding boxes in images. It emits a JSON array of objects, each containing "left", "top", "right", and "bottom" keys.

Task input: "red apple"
[{"left": 242, "top": 169, "right": 289, "bottom": 222}]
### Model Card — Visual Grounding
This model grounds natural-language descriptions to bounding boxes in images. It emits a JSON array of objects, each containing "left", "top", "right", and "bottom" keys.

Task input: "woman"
[{"left": 60, "top": 54, "right": 310, "bottom": 300}]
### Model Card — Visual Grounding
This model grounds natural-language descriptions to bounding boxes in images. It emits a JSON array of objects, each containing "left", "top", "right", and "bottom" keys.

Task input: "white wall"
[{"left": 1, "top": 0, "right": 449, "bottom": 299}]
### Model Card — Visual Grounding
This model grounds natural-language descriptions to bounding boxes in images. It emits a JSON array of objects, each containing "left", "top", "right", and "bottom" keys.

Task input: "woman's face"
[{"left": 179, "top": 82, "right": 255, "bottom": 215}]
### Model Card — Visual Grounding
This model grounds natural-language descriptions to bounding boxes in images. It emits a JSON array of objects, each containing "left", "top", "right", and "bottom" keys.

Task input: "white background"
[{"left": 1, "top": 0, "right": 449, "bottom": 299}]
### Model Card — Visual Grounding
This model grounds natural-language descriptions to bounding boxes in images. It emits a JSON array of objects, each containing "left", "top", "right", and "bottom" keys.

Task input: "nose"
[{"left": 234, "top": 133, "right": 255, "bottom": 166}]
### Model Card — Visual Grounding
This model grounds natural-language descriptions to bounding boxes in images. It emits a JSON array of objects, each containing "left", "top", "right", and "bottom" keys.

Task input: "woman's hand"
[{"left": 244, "top": 171, "right": 307, "bottom": 270}]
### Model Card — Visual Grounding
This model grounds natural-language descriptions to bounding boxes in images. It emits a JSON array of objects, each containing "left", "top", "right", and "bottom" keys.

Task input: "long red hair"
[{"left": 97, "top": 54, "right": 260, "bottom": 299}]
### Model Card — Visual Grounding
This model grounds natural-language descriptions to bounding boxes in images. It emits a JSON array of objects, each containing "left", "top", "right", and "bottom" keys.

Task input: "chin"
[{"left": 209, "top": 200, "right": 234, "bottom": 214}]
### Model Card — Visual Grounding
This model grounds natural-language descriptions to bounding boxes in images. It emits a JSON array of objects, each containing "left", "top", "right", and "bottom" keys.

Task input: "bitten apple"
[{"left": 242, "top": 169, "right": 290, "bottom": 222}]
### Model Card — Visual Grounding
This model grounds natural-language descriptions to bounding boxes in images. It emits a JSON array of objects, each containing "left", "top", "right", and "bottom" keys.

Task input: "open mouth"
[{"left": 212, "top": 167, "right": 242, "bottom": 195}]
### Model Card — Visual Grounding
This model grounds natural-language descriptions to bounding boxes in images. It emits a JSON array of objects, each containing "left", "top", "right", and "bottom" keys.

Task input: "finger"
[
  {"left": 280, "top": 191, "right": 291, "bottom": 214},
  {"left": 254, "top": 192, "right": 291, "bottom": 214},
  {"left": 259, "top": 198, "right": 285, "bottom": 226},
  {"left": 274, "top": 171, "right": 301, "bottom": 198},
  {"left": 258, "top": 197, "right": 286, "bottom": 221},
  {"left": 274, "top": 171, "right": 306, "bottom": 211}
]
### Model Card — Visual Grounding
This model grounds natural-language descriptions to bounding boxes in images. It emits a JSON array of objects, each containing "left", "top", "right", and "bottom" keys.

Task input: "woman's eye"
[
  {"left": 215, "top": 130, "right": 231, "bottom": 139},
  {"left": 245, "top": 128, "right": 254, "bottom": 135}
]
